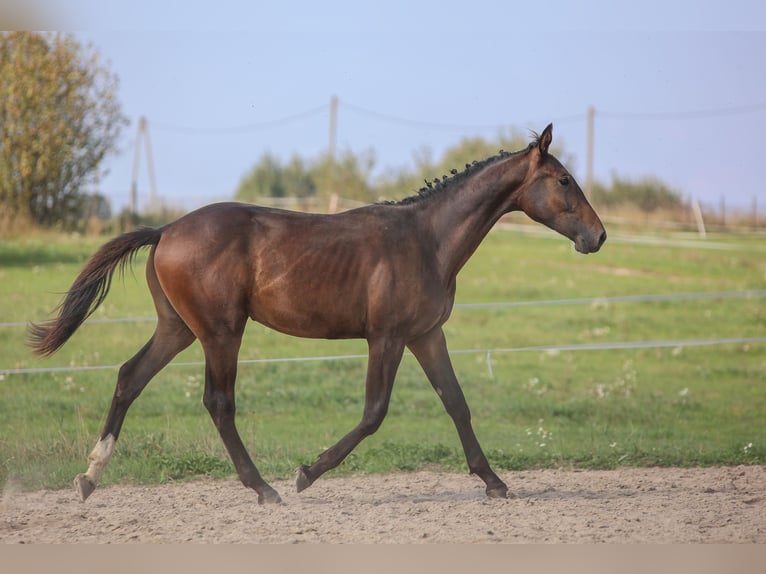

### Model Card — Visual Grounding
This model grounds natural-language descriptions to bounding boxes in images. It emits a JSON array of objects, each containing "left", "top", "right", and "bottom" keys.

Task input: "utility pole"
[
  {"left": 327, "top": 95, "right": 339, "bottom": 208},
  {"left": 130, "top": 121, "right": 141, "bottom": 216},
  {"left": 142, "top": 117, "right": 158, "bottom": 212},
  {"left": 329, "top": 95, "right": 338, "bottom": 162},
  {"left": 585, "top": 105, "right": 595, "bottom": 200},
  {"left": 752, "top": 195, "right": 758, "bottom": 228},
  {"left": 130, "top": 116, "right": 159, "bottom": 217}
]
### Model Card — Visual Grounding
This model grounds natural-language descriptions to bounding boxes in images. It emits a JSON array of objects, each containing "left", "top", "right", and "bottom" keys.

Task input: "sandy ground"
[{"left": 1, "top": 466, "right": 764, "bottom": 543}]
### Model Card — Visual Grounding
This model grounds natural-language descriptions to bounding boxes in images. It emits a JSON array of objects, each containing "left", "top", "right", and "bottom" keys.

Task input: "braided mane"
[{"left": 381, "top": 138, "right": 536, "bottom": 206}]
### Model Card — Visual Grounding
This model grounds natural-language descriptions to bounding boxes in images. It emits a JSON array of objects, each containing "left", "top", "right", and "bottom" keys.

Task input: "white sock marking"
[{"left": 84, "top": 434, "right": 116, "bottom": 484}]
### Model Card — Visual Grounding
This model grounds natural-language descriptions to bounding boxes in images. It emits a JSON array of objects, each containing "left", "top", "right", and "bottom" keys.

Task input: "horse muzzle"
[{"left": 574, "top": 228, "right": 607, "bottom": 254}]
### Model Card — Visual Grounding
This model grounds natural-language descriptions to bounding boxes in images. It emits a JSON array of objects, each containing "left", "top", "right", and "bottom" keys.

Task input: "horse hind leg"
[
  {"left": 74, "top": 320, "right": 196, "bottom": 501},
  {"left": 74, "top": 250, "right": 196, "bottom": 501},
  {"left": 74, "top": 434, "right": 115, "bottom": 501},
  {"left": 296, "top": 337, "right": 405, "bottom": 493}
]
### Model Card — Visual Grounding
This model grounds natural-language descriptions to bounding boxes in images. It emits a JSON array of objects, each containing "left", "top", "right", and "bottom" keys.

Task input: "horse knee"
[{"left": 203, "top": 388, "right": 235, "bottom": 423}]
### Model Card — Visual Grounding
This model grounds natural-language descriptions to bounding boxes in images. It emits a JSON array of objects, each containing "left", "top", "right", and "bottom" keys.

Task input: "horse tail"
[{"left": 28, "top": 227, "right": 164, "bottom": 356}]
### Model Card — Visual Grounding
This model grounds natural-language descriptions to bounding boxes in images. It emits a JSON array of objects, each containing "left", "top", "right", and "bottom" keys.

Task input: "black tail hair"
[{"left": 28, "top": 227, "right": 163, "bottom": 356}]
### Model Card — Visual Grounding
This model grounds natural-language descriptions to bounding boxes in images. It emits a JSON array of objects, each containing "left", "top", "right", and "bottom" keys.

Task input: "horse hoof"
[
  {"left": 74, "top": 474, "right": 96, "bottom": 502},
  {"left": 257, "top": 488, "right": 283, "bottom": 505},
  {"left": 486, "top": 485, "right": 512, "bottom": 499},
  {"left": 295, "top": 465, "right": 313, "bottom": 493}
]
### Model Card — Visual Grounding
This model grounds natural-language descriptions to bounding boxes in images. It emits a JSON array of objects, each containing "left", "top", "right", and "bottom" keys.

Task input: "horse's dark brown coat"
[{"left": 30, "top": 124, "right": 605, "bottom": 503}]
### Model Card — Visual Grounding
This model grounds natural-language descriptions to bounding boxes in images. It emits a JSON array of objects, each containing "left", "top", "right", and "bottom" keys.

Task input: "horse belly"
[{"left": 249, "top": 286, "right": 366, "bottom": 340}]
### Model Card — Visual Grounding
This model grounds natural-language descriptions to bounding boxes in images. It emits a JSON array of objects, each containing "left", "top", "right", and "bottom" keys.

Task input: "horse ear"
[{"left": 538, "top": 123, "right": 553, "bottom": 155}]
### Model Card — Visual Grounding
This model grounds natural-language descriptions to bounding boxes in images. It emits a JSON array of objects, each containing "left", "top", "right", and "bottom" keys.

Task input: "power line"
[
  {"left": 139, "top": 99, "right": 766, "bottom": 138},
  {"left": 599, "top": 101, "right": 766, "bottom": 121},
  {"left": 150, "top": 103, "right": 330, "bottom": 135},
  {"left": 341, "top": 100, "right": 514, "bottom": 131},
  {"left": 341, "top": 100, "right": 585, "bottom": 131}
]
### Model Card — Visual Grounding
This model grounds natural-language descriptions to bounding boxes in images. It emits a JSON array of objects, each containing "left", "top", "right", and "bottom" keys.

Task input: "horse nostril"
[{"left": 598, "top": 230, "right": 607, "bottom": 248}]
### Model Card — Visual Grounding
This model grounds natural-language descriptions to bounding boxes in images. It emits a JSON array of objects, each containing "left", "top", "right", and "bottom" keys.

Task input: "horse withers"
[{"left": 30, "top": 124, "right": 605, "bottom": 504}]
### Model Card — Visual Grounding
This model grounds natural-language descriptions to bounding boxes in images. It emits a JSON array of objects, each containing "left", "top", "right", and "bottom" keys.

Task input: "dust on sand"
[{"left": 2, "top": 466, "right": 764, "bottom": 543}]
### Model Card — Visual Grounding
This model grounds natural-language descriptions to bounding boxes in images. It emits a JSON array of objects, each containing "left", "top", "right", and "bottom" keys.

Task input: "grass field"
[{"left": 1, "top": 222, "right": 764, "bottom": 491}]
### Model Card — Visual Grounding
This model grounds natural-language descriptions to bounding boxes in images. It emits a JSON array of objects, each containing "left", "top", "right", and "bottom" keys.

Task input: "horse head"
[{"left": 518, "top": 124, "right": 606, "bottom": 254}]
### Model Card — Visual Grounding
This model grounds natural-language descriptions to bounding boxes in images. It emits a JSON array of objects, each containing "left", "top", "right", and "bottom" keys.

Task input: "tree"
[
  {"left": 591, "top": 174, "right": 683, "bottom": 217},
  {"left": 234, "top": 129, "right": 572, "bottom": 207},
  {"left": 235, "top": 153, "right": 288, "bottom": 201},
  {"left": 235, "top": 149, "right": 376, "bottom": 205},
  {"left": 376, "top": 129, "right": 547, "bottom": 201},
  {"left": 312, "top": 149, "right": 376, "bottom": 203},
  {"left": 0, "top": 32, "right": 127, "bottom": 229},
  {"left": 235, "top": 153, "right": 316, "bottom": 202}
]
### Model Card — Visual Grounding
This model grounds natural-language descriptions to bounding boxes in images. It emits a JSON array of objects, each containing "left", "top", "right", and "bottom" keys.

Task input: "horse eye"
[{"left": 558, "top": 175, "right": 570, "bottom": 186}]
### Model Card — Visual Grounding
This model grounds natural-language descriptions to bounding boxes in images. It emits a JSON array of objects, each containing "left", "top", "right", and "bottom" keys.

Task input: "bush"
[{"left": 592, "top": 174, "right": 684, "bottom": 215}]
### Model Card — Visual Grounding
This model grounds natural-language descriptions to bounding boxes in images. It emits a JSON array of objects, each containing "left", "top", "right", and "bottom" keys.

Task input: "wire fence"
[
  {"left": 2, "top": 336, "right": 765, "bottom": 378},
  {"left": 3, "top": 289, "right": 765, "bottom": 329},
  {"left": 2, "top": 289, "right": 763, "bottom": 377}
]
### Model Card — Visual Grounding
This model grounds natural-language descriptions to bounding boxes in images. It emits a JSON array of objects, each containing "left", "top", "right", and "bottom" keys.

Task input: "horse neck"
[{"left": 418, "top": 151, "right": 531, "bottom": 282}]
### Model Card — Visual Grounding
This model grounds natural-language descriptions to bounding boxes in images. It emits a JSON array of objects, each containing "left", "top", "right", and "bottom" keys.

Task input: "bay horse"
[{"left": 30, "top": 124, "right": 605, "bottom": 504}]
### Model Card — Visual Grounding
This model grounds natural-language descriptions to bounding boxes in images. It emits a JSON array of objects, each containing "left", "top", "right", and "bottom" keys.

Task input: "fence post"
[
  {"left": 691, "top": 198, "right": 707, "bottom": 238},
  {"left": 486, "top": 351, "right": 494, "bottom": 379}
]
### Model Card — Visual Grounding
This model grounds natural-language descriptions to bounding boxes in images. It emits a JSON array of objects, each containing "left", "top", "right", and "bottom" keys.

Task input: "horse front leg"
[
  {"left": 407, "top": 327, "right": 510, "bottom": 499},
  {"left": 202, "top": 338, "right": 282, "bottom": 505},
  {"left": 296, "top": 337, "right": 405, "bottom": 493}
]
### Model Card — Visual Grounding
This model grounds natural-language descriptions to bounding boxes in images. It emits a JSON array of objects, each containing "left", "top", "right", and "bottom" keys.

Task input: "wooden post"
[
  {"left": 753, "top": 195, "right": 758, "bottom": 229},
  {"left": 329, "top": 95, "right": 338, "bottom": 162},
  {"left": 585, "top": 106, "right": 595, "bottom": 200},
  {"left": 691, "top": 197, "right": 707, "bottom": 238},
  {"left": 130, "top": 116, "right": 159, "bottom": 216}
]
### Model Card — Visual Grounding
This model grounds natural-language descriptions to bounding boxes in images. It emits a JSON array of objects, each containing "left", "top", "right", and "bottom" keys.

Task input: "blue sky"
[{"left": 31, "top": 2, "right": 766, "bottom": 212}]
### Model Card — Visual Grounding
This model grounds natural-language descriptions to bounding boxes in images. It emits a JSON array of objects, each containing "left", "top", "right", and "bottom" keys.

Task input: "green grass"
[{"left": 1, "top": 225, "right": 764, "bottom": 491}]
